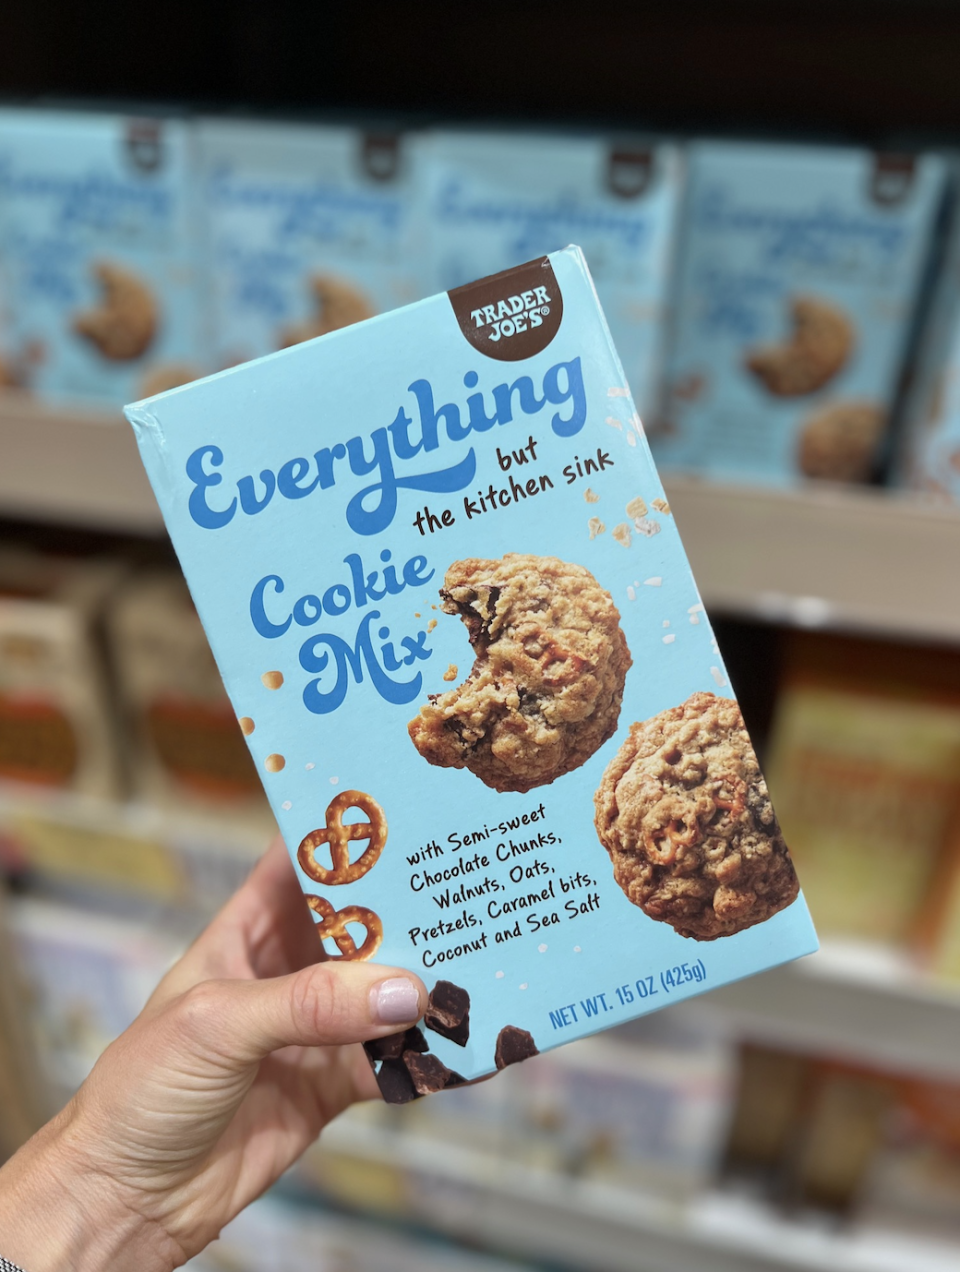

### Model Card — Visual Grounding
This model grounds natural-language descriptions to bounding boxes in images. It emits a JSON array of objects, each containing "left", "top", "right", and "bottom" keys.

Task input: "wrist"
[{"left": 0, "top": 1100, "right": 181, "bottom": 1272}]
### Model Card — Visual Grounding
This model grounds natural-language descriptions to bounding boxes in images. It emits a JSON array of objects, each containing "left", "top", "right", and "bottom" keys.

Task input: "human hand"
[{"left": 0, "top": 836, "right": 426, "bottom": 1272}]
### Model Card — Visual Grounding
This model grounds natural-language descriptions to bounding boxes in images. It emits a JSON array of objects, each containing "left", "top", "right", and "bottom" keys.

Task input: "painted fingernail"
[{"left": 371, "top": 977, "right": 420, "bottom": 1024}]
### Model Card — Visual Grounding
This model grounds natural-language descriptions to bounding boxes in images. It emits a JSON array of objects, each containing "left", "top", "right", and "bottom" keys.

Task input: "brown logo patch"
[{"left": 448, "top": 256, "right": 563, "bottom": 362}]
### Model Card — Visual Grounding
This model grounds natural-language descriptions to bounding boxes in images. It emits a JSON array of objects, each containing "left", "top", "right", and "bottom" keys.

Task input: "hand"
[{"left": 0, "top": 836, "right": 425, "bottom": 1272}]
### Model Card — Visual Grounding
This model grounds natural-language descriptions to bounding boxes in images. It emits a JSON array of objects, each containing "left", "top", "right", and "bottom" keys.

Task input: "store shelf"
[
  {"left": 308, "top": 1116, "right": 960, "bottom": 1272},
  {"left": 704, "top": 938, "right": 960, "bottom": 1083},
  {"left": 0, "top": 784, "right": 269, "bottom": 913},
  {"left": 3, "top": 397, "right": 960, "bottom": 642}
]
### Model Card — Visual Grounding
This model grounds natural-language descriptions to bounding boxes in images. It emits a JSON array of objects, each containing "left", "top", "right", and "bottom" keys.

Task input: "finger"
[{"left": 168, "top": 963, "right": 427, "bottom": 1068}]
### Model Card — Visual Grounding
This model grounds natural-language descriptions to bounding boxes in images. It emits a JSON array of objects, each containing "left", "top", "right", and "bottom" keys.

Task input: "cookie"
[
  {"left": 594, "top": 692, "right": 799, "bottom": 941},
  {"left": 72, "top": 261, "right": 158, "bottom": 361},
  {"left": 279, "top": 274, "right": 374, "bottom": 347},
  {"left": 409, "top": 554, "right": 632, "bottom": 793},
  {"left": 745, "top": 295, "right": 853, "bottom": 397},
  {"left": 797, "top": 401, "right": 885, "bottom": 483}
]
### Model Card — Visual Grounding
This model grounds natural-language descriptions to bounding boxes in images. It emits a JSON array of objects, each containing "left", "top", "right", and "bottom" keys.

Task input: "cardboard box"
[
  {"left": 0, "top": 548, "right": 122, "bottom": 798},
  {"left": 198, "top": 117, "right": 424, "bottom": 369},
  {"left": 655, "top": 142, "right": 945, "bottom": 486},
  {"left": 765, "top": 634, "right": 960, "bottom": 943},
  {"left": 0, "top": 108, "right": 208, "bottom": 408},
  {"left": 420, "top": 129, "right": 682, "bottom": 426},
  {"left": 106, "top": 569, "right": 271, "bottom": 821},
  {"left": 126, "top": 246, "right": 817, "bottom": 1094}
]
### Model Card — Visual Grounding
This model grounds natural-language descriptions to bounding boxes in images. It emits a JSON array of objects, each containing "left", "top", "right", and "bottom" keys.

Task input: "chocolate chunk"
[
  {"left": 403, "top": 1050, "right": 465, "bottom": 1096},
  {"left": 495, "top": 1025, "right": 539, "bottom": 1070},
  {"left": 363, "top": 1025, "right": 428, "bottom": 1064},
  {"left": 424, "top": 979, "right": 471, "bottom": 1047},
  {"left": 375, "top": 1057, "right": 420, "bottom": 1105}
]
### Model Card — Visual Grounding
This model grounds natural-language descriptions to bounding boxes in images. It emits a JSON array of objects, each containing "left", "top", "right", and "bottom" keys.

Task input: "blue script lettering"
[{"left": 299, "top": 611, "right": 430, "bottom": 714}]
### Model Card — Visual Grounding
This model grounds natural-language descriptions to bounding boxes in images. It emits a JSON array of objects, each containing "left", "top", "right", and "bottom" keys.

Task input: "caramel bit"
[
  {"left": 261, "top": 670, "right": 284, "bottom": 690},
  {"left": 588, "top": 517, "right": 606, "bottom": 539},
  {"left": 442, "top": 664, "right": 458, "bottom": 682},
  {"left": 612, "top": 522, "right": 633, "bottom": 548},
  {"left": 239, "top": 716, "right": 255, "bottom": 736},
  {"left": 625, "top": 496, "right": 647, "bottom": 519},
  {"left": 584, "top": 487, "right": 600, "bottom": 503},
  {"left": 265, "top": 753, "right": 286, "bottom": 773},
  {"left": 427, "top": 618, "right": 437, "bottom": 632}
]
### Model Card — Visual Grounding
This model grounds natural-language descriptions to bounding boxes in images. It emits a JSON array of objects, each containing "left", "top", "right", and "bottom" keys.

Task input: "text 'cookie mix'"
[{"left": 126, "top": 245, "right": 818, "bottom": 1098}]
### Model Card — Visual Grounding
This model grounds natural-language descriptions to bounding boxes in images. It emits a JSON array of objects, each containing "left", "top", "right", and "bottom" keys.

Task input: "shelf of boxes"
[
  {"left": 303, "top": 1113, "right": 960, "bottom": 1272},
  {"left": 3, "top": 396, "right": 960, "bottom": 642},
  {"left": 0, "top": 783, "right": 269, "bottom": 914}
]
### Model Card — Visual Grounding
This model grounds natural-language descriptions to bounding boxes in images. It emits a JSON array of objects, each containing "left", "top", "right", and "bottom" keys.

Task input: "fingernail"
[{"left": 371, "top": 977, "right": 420, "bottom": 1024}]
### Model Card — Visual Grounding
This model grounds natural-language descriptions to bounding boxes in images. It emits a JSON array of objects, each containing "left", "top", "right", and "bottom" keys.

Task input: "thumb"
[{"left": 169, "top": 963, "right": 427, "bottom": 1067}]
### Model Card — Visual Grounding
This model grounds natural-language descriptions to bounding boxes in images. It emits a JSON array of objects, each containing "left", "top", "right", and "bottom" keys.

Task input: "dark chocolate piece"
[
  {"left": 424, "top": 979, "right": 471, "bottom": 1047},
  {"left": 403, "top": 1050, "right": 462, "bottom": 1095},
  {"left": 363, "top": 1025, "right": 428, "bottom": 1064},
  {"left": 495, "top": 1025, "right": 539, "bottom": 1070},
  {"left": 375, "top": 1057, "right": 420, "bottom": 1105}
]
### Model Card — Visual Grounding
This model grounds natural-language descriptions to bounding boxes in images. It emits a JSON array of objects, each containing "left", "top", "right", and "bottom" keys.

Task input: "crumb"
[
  {"left": 427, "top": 618, "right": 437, "bottom": 632},
  {"left": 442, "top": 663, "right": 458, "bottom": 682}
]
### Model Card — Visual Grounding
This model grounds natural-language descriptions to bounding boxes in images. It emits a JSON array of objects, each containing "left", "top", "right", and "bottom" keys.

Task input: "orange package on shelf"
[{"left": 765, "top": 633, "right": 960, "bottom": 945}]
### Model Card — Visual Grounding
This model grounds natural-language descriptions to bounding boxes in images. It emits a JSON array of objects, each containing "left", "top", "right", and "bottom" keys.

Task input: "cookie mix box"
[
  {"left": 125, "top": 246, "right": 817, "bottom": 1098},
  {"left": 198, "top": 118, "right": 424, "bottom": 369},
  {"left": 0, "top": 108, "right": 208, "bottom": 409},
  {"left": 420, "top": 129, "right": 682, "bottom": 426},
  {"left": 654, "top": 141, "right": 945, "bottom": 486}
]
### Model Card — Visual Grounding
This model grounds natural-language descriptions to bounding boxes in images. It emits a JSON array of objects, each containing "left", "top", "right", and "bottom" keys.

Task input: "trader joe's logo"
[{"left": 449, "top": 255, "right": 563, "bottom": 361}]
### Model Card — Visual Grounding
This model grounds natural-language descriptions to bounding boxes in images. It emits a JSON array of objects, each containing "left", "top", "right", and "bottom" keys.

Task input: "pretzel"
[
  {"left": 644, "top": 776, "right": 748, "bottom": 865},
  {"left": 297, "top": 790, "right": 387, "bottom": 885},
  {"left": 306, "top": 894, "right": 382, "bottom": 961}
]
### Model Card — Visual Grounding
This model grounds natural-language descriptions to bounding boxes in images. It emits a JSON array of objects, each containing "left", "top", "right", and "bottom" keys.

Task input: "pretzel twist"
[
  {"left": 644, "top": 774, "right": 748, "bottom": 865},
  {"left": 297, "top": 790, "right": 387, "bottom": 885},
  {"left": 306, "top": 894, "right": 382, "bottom": 961}
]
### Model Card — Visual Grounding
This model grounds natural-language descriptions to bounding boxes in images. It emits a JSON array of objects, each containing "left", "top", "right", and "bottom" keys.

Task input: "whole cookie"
[
  {"left": 594, "top": 692, "right": 799, "bottom": 940},
  {"left": 409, "top": 554, "right": 631, "bottom": 793},
  {"left": 72, "top": 261, "right": 158, "bottom": 361},
  {"left": 745, "top": 295, "right": 853, "bottom": 397},
  {"left": 797, "top": 400, "right": 885, "bottom": 482},
  {"left": 280, "top": 274, "right": 374, "bottom": 347}
]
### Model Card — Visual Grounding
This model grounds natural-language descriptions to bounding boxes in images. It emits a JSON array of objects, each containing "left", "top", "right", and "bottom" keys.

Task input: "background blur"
[{"left": 3, "top": 4, "right": 960, "bottom": 1270}]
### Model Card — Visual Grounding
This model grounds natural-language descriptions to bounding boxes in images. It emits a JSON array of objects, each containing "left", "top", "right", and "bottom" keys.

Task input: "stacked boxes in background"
[
  {"left": 198, "top": 119, "right": 425, "bottom": 369},
  {"left": 105, "top": 569, "right": 270, "bottom": 823},
  {"left": 0, "top": 548, "right": 122, "bottom": 798},
  {"left": 419, "top": 129, "right": 683, "bottom": 425},
  {"left": 0, "top": 108, "right": 209, "bottom": 406},
  {"left": 765, "top": 632, "right": 960, "bottom": 952},
  {"left": 653, "top": 142, "right": 946, "bottom": 486}
]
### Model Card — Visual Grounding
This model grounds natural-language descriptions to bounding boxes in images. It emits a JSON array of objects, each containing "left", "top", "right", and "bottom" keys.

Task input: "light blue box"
[
  {"left": 654, "top": 142, "right": 945, "bottom": 486},
  {"left": 419, "top": 130, "right": 683, "bottom": 428},
  {"left": 126, "top": 247, "right": 816, "bottom": 1089},
  {"left": 0, "top": 108, "right": 208, "bottom": 409},
  {"left": 198, "top": 118, "right": 425, "bottom": 369}
]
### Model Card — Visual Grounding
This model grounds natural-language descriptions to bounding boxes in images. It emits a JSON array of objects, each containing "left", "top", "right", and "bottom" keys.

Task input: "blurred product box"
[
  {"left": 419, "top": 129, "right": 683, "bottom": 425},
  {"left": 914, "top": 804, "right": 960, "bottom": 982},
  {"left": 764, "top": 634, "right": 960, "bottom": 942},
  {"left": 895, "top": 183, "right": 960, "bottom": 502},
  {"left": 655, "top": 142, "right": 945, "bottom": 486},
  {"left": 0, "top": 548, "right": 122, "bottom": 798},
  {"left": 722, "top": 1042, "right": 807, "bottom": 1186},
  {"left": 106, "top": 569, "right": 271, "bottom": 823},
  {"left": 0, "top": 107, "right": 209, "bottom": 409},
  {"left": 5, "top": 894, "right": 184, "bottom": 1099},
  {"left": 198, "top": 118, "right": 424, "bottom": 369},
  {"left": 190, "top": 1193, "right": 536, "bottom": 1272}
]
